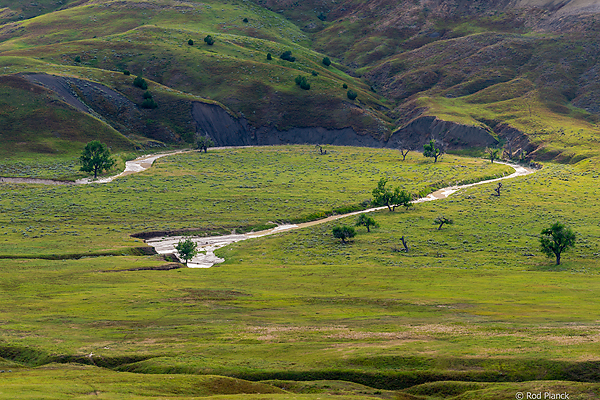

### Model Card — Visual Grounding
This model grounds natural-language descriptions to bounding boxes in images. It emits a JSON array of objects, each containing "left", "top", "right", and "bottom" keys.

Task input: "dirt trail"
[
  {"left": 0, "top": 147, "right": 252, "bottom": 186},
  {"left": 0, "top": 150, "right": 189, "bottom": 186},
  {"left": 147, "top": 161, "right": 536, "bottom": 268}
]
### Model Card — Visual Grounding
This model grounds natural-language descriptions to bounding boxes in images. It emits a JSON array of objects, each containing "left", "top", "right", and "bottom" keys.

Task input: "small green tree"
[
  {"left": 175, "top": 237, "right": 198, "bottom": 266},
  {"left": 434, "top": 216, "right": 453, "bottom": 230},
  {"left": 540, "top": 222, "right": 576, "bottom": 265},
  {"left": 123, "top": 70, "right": 131, "bottom": 76},
  {"left": 322, "top": 57, "right": 331, "bottom": 66},
  {"left": 332, "top": 226, "right": 356, "bottom": 244},
  {"left": 342, "top": 83, "right": 348, "bottom": 89},
  {"left": 204, "top": 35, "right": 215, "bottom": 45},
  {"left": 397, "top": 190, "right": 413, "bottom": 210},
  {"left": 423, "top": 139, "right": 443, "bottom": 162},
  {"left": 188, "top": 39, "right": 194, "bottom": 45},
  {"left": 347, "top": 89, "right": 358, "bottom": 100},
  {"left": 485, "top": 147, "right": 500, "bottom": 163},
  {"left": 196, "top": 135, "right": 215, "bottom": 152},
  {"left": 79, "top": 140, "right": 115, "bottom": 179},
  {"left": 143, "top": 91, "right": 153, "bottom": 99},
  {"left": 267, "top": 53, "right": 272, "bottom": 60},
  {"left": 372, "top": 178, "right": 412, "bottom": 211},
  {"left": 356, "top": 214, "right": 378, "bottom": 232},
  {"left": 74, "top": 55, "right": 81, "bottom": 63},
  {"left": 133, "top": 76, "right": 148, "bottom": 90}
]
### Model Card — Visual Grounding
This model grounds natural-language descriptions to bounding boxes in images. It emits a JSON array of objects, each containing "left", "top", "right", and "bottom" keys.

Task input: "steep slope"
[
  {"left": 0, "top": 74, "right": 134, "bottom": 158},
  {"left": 251, "top": 0, "right": 600, "bottom": 160},
  {"left": 1, "top": 0, "right": 600, "bottom": 160},
  {"left": 0, "top": 0, "right": 393, "bottom": 160}
]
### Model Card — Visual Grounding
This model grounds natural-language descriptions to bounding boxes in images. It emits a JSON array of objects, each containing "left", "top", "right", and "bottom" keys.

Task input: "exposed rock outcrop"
[
  {"left": 193, "top": 101, "right": 507, "bottom": 151},
  {"left": 191, "top": 102, "right": 385, "bottom": 148},
  {"left": 390, "top": 116, "right": 499, "bottom": 149}
]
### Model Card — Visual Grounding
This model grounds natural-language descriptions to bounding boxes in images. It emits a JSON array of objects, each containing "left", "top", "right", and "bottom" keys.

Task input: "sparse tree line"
[
  {"left": 79, "top": 141, "right": 573, "bottom": 266},
  {"left": 331, "top": 158, "right": 575, "bottom": 266}
]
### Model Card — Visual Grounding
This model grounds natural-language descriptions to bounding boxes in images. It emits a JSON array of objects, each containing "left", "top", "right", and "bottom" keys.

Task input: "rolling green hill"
[{"left": 0, "top": 0, "right": 599, "bottom": 162}]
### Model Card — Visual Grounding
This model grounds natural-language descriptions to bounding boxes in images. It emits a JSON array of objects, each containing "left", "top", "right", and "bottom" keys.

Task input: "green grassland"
[
  {"left": 0, "top": 146, "right": 512, "bottom": 256},
  {"left": 1, "top": 146, "right": 600, "bottom": 398}
]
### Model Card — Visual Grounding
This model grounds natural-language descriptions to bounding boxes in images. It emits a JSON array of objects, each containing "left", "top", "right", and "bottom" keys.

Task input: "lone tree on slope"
[
  {"left": 434, "top": 215, "right": 453, "bottom": 230},
  {"left": 175, "top": 237, "right": 198, "bottom": 266},
  {"left": 79, "top": 140, "right": 115, "bottom": 179},
  {"left": 332, "top": 226, "right": 356, "bottom": 244},
  {"left": 400, "top": 147, "right": 410, "bottom": 161},
  {"left": 540, "top": 222, "right": 576, "bottom": 265},
  {"left": 356, "top": 214, "right": 378, "bottom": 232},
  {"left": 423, "top": 139, "right": 443, "bottom": 162}
]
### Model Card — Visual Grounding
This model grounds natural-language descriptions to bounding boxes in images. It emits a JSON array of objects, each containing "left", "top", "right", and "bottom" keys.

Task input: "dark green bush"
[
  {"left": 188, "top": 39, "right": 193, "bottom": 45},
  {"left": 266, "top": 53, "right": 272, "bottom": 60},
  {"left": 311, "top": 70, "right": 318, "bottom": 76},
  {"left": 74, "top": 56, "right": 81, "bottom": 63},
  {"left": 141, "top": 98, "right": 158, "bottom": 109},
  {"left": 143, "top": 91, "right": 152, "bottom": 99},
  {"left": 347, "top": 89, "right": 358, "bottom": 100},
  {"left": 243, "top": 17, "right": 248, "bottom": 23},
  {"left": 342, "top": 83, "right": 348, "bottom": 89},
  {"left": 294, "top": 75, "right": 310, "bottom": 90},
  {"left": 204, "top": 35, "right": 215, "bottom": 45},
  {"left": 133, "top": 76, "right": 148, "bottom": 90},
  {"left": 280, "top": 50, "right": 296, "bottom": 62},
  {"left": 123, "top": 70, "right": 131, "bottom": 76},
  {"left": 322, "top": 57, "right": 331, "bottom": 66}
]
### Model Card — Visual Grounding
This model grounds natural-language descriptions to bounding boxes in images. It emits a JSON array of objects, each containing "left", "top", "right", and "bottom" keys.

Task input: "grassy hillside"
[
  {"left": 0, "top": 0, "right": 393, "bottom": 161},
  {"left": 1, "top": 0, "right": 600, "bottom": 160}
]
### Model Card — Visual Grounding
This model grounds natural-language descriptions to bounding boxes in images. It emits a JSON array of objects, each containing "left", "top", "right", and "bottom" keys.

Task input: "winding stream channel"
[
  {"left": 1, "top": 149, "right": 536, "bottom": 268},
  {"left": 145, "top": 160, "right": 535, "bottom": 268}
]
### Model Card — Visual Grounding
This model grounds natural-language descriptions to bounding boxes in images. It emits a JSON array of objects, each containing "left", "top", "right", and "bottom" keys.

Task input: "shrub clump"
[
  {"left": 294, "top": 75, "right": 310, "bottom": 90},
  {"left": 141, "top": 98, "right": 158, "bottom": 109},
  {"left": 347, "top": 89, "right": 358, "bottom": 100},
  {"left": 204, "top": 35, "right": 215, "bottom": 45},
  {"left": 280, "top": 50, "right": 296, "bottom": 62},
  {"left": 188, "top": 39, "right": 194, "bottom": 45},
  {"left": 322, "top": 57, "right": 331, "bottom": 66},
  {"left": 267, "top": 53, "right": 272, "bottom": 60},
  {"left": 133, "top": 76, "right": 148, "bottom": 90}
]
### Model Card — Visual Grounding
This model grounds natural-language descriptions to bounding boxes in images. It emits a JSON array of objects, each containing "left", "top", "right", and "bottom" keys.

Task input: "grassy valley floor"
[{"left": 1, "top": 146, "right": 599, "bottom": 399}]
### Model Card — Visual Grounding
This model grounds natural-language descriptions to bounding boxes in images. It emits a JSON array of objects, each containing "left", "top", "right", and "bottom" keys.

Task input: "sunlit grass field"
[
  {"left": 2, "top": 146, "right": 600, "bottom": 399},
  {"left": 0, "top": 146, "right": 511, "bottom": 256}
]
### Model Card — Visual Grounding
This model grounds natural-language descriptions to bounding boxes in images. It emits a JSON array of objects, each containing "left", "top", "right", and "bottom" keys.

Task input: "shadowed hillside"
[{"left": 1, "top": 0, "right": 600, "bottom": 160}]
